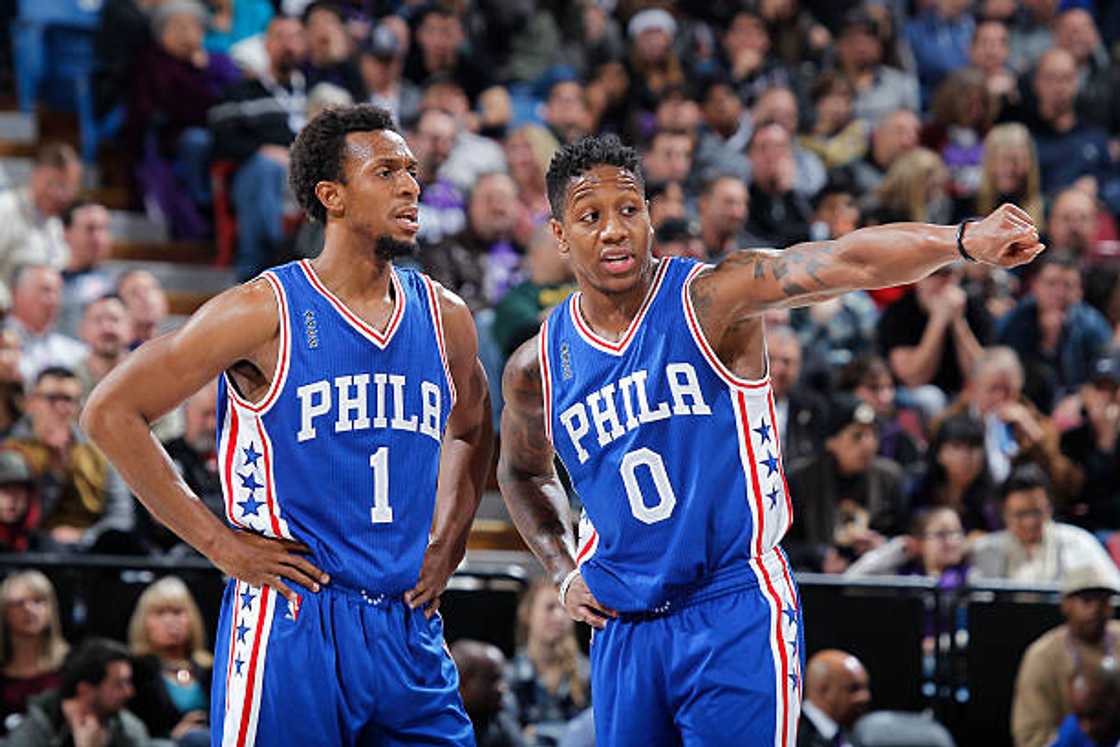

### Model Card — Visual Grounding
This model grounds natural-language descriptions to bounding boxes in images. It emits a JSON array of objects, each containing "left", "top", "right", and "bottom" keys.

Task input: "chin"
[{"left": 375, "top": 235, "right": 418, "bottom": 261}]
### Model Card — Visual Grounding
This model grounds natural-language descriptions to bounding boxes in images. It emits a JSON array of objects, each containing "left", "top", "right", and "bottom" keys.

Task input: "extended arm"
[
  {"left": 497, "top": 337, "right": 616, "bottom": 627},
  {"left": 405, "top": 289, "right": 493, "bottom": 616},
  {"left": 81, "top": 282, "right": 327, "bottom": 603},
  {"left": 691, "top": 205, "right": 1043, "bottom": 347}
]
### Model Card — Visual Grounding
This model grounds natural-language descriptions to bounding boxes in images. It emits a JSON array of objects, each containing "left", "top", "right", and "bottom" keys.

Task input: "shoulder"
[
  {"left": 502, "top": 335, "right": 543, "bottom": 404},
  {"left": 423, "top": 276, "right": 477, "bottom": 353},
  {"left": 1022, "top": 625, "right": 1065, "bottom": 663},
  {"left": 871, "top": 457, "right": 905, "bottom": 481}
]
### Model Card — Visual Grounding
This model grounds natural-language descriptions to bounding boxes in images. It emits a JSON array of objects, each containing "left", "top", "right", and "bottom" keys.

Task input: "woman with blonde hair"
[
  {"left": 507, "top": 576, "right": 590, "bottom": 745},
  {"left": 869, "top": 147, "right": 953, "bottom": 224},
  {"left": 0, "top": 571, "right": 67, "bottom": 734},
  {"left": 126, "top": 575, "right": 212, "bottom": 746},
  {"left": 972, "top": 123, "right": 1044, "bottom": 228},
  {"left": 505, "top": 124, "right": 558, "bottom": 247}
]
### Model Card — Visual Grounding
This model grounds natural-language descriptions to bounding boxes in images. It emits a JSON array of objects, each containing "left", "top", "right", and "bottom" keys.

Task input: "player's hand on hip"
[
  {"left": 405, "top": 540, "right": 456, "bottom": 619},
  {"left": 213, "top": 531, "right": 329, "bottom": 605},
  {"left": 966, "top": 204, "right": 1046, "bottom": 268},
  {"left": 563, "top": 572, "right": 618, "bottom": 630}
]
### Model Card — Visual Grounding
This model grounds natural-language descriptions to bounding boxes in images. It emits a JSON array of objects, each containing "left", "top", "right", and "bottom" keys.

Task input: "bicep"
[
  {"left": 498, "top": 339, "right": 556, "bottom": 479},
  {"left": 438, "top": 287, "right": 490, "bottom": 441}
]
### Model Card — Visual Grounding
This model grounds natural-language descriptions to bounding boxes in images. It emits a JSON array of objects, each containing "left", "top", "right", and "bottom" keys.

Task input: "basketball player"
[
  {"left": 82, "top": 106, "right": 492, "bottom": 745},
  {"left": 497, "top": 135, "right": 1043, "bottom": 746}
]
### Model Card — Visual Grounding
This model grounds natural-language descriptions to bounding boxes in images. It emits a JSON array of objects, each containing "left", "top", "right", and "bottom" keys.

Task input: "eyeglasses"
[
  {"left": 35, "top": 393, "right": 79, "bottom": 405},
  {"left": 924, "top": 530, "right": 964, "bottom": 542}
]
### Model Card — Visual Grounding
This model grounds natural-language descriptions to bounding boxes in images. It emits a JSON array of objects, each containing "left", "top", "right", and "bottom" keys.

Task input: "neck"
[
  {"left": 315, "top": 225, "right": 394, "bottom": 300},
  {"left": 17, "top": 315, "right": 49, "bottom": 336},
  {"left": 6, "top": 636, "right": 44, "bottom": 674},
  {"left": 157, "top": 644, "right": 190, "bottom": 663},
  {"left": 527, "top": 638, "right": 564, "bottom": 668},
  {"left": 269, "top": 62, "right": 291, "bottom": 84},
  {"left": 700, "top": 223, "right": 728, "bottom": 254},
  {"left": 87, "top": 350, "right": 124, "bottom": 380},
  {"left": 576, "top": 259, "right": 657, "bottom": 340},
  {"left": 131, "top": 320, "right": 157, "bottom": 343}
]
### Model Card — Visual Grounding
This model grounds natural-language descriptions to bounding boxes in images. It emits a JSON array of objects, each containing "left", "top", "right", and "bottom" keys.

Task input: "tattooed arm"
[
  {"left": 690, "top": 204, "right": 1044, "bottom": 342},
  {"left": 497, "top": 337, "right": 617, "bottom": 628}
]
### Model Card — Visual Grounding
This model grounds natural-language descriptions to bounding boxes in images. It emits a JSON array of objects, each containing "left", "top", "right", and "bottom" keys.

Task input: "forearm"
[
  {"left": 951, "top": 317, "right": 985, "bottom": 382},
  {"left": 430, "top": 412, "right": 494, "bottom": 563},
  {"left": 498, "top": 468, "right": 577, "bottom": 582}
]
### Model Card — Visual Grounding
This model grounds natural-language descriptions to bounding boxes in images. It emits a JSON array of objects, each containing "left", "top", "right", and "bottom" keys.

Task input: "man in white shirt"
[
  {"left": 799, "top": 649, "right": 871, "bottom": 747},
  {"left": 0, "top": 143, "right": 82, "bottom": 284},
  {"left": 972, "top": 463, "right": 1120, "bottom": 586},
  {"left": 4, "top": 264, "right": 87, "bottom": 384}
]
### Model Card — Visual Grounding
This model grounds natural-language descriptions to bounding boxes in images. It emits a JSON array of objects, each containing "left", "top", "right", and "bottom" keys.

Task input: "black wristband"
[{"left": 956, "top": 219, "right": 979, "bottom": 263}]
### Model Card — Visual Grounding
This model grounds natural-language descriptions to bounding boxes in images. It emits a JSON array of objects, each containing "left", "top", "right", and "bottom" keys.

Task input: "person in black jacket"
[
  {"left": 766, "top": 325, "right": 828, "bottom": 465},
  {"left": 209, "top": 15, "right": 308, "bottom": 280},
  {"left": 1059, "top": 351, "right": 1120, "bottom": 532}
]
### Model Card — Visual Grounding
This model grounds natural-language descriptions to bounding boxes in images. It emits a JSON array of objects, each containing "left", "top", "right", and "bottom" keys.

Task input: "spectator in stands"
[
  {"left": 752, "top": 86, "right": 826, "bottom": 198},
  {"left": 766, "top": 325, "right": 827, "bottom": 465},
  {"left": 450, "top": 640, "right": 525, "bottom": 747},
  {"left": 652, "top": 218, "right": 704, "bottom": 260},
  {"left": 0, "top": 450, "right": 42, "bottom": 553},
  {"left": 93, "top": 0, "right": 155, "bottom": 119},
  {"left": 971, "top": 123, "right": 1044, "bottom": 228},
  {"left": 834, "top": 9, "right": 920, "bottom": 125},
  {"left": 832, "top": 108, "right": 920, "bottom": 199},
  {"left": 421, "top": 78, "right": 507, "bottom": 194},
  {"left": 203, "top": 0, "right": 273, "bottom": 56},
  {"left": 970, "top": 19, "right": 1019, "bottom": 114},
  {"left": 403, "top": 5, "right": 491, "bottom": 100},
  {"left": 972, "top": 464, "right": 1119, "bottom": 586},
  {"left": 759, "top": 0, "right": 831, "bottom": 70},
  {"left": 646, "top": 180, "right": 686, "bottom": 229},
  {"left": 904, "top": 0, "right": 975, "bottom": 104},
  {"left": 58, "top": 201, "right": 115, "bottom": 339},
  {"left": 1011, "top": 564, "right": 1120, "bottom": 747},
  {"left": 507, "top": 578, "right": 590, "bottom": 747},
  {"left": 908, "top": 413, "right": 997, "bottom": 532},
  {"left": 209, "top": 15, "right": 307, "bottom": 279},
  {"left": 847, "top": 507, "right": 971, "bottom": 604},
  {"left": 1058, "top": 351, "right": 1120, "bottom": 533},
  {"left": 505, "top": 126, "right": 558, "bottom": 248},
  {"left": 0, "top": 331, "right": 24, "bottom": 440},
  {"left": 0, "top": 144, "right": 82, "bottom": 284},
  {"left": 745, "top": 122, "right": 814, "bottom": 246},
  {"left": 359, "top": 22, "right": 420, "bottom": 128},
  {"left": 492, "top": 227, "right": 574, "bottom": 360},
  {"left": 867, "top": 148, "right": 954, "bottom": 226},
  {"left": 786, "top": 394, "right": 907, "bottom": 572},
  {"left": 806, "top": 179, "right": 862, "bottom": 242},
  {"left": 0, "top": 571, "right": 68, "bottom": 735},
  {"left": 877, "top": 263, "right": 990, "bottom": 407},
  {"left": 301, "top": 2, "right": 362, "bottom": 100},
  {"left": 693, "top": 73, "right": 751, "bottom": 185},
  {"left": 799, "top": 73, "right": 868, "bottom": 171},
  {"left": 642, "top": 130, "right": 694, "bottom": 189},
  {"left": 423, "top": 172, "right": 523, "bottom": 313},
  {"left": 790, "top": 264, "right": 879, "bottom": 387},
  {"left": 117, "top": 270, "right": 169, "bottom": 350},
  {"left": 798, "top": 649, "right": 871, "bottom": 747},
  {"left": 1053, "top": 7, "right": 1120, "bottom": 135},
  {"left": 997, "top": 252, "right": 1111, "bottom": 411},
  {"left": 5, "top": 265, "right": 86, "bottom": 385},
  {"left": 5, "top": 638, "right": 147, "bottom": 747},
  {"left": 696, "top": 175, "right": 752, "bottom": 259},
  {"left": 410, "top": 108, "right": 466, "bottom": 246},
  {"left": 73, "top": 296, "right": 131, "bottom": 399},
  {"left": 1023, "top": 49, "right": 1117, "bottom": 211},
  {"left": 1046, "top": 188, "right": 1103, "bottom": 259},
  {"left": 838, "top": 355, "right": 922, "bottom": 469},
  {"left": 922, "top": 69, "right": 994, "bottom": 206},
  {"left": 1006, "top": 0, "right": 1057, "bottom": 74},
  {"left": 127, "top": 0, "right": 241, "bottom": 233},
  {"left": 127, "top": 577, "right": 211, "bottom": 746},
  {"left": 626, "top": 8, "right": 688, "bottom": 118},
  {"left": 1052, "top": 659, "right": 1120, "bottom": 747},
  {"left": 5, "top": 367, "right": 135, "bottom": 552},
  {"left": 543, "top": 76, "right": 591, "bottom": 147},
  {"left": 718, "top": 9, "right": 791, "bottom": 108}
]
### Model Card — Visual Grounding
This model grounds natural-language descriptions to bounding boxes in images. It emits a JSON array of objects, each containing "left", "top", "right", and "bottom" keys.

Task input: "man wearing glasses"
[{"left": 3, "top": 367, "right": 134, "bottom": 550}]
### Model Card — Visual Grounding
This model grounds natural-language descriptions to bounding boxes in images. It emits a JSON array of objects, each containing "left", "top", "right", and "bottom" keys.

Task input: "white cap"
[{"left": 628, "top": 8, "right": 677, "bottom": 39}]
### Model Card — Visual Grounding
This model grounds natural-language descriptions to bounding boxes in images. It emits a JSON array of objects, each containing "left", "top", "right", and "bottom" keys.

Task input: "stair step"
[
  {"left": 109, "top": 241, "right": 216, "bottom": 265},
  {"left": 0, "top": 112, "right": 37, "bottom": 144},
  {"left": 103, "top": 259, "right": 235, "bottom": 293}
]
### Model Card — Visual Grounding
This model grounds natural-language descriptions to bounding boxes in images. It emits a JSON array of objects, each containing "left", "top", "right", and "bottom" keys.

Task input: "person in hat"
[
  {"left": 834, "top": 8, "right": 919, "bottom": 125},
  {"left": 0, "top": 449, "right": 41, "bottom": 553},
  {"left": 652, "top": 218, "right": 705, "bottom": 260},
  {"left": 360, "top": 22, "right": 421, "bottom": 128},
  {"left": 1059, "top": 349, "right": 1120, "bottom": 532},
  {"left": 784, "top": 393, "right": 907, "bottom": 572},
  {"left": 1011, "top": 564, "right": 1120, "bottom": 747}
]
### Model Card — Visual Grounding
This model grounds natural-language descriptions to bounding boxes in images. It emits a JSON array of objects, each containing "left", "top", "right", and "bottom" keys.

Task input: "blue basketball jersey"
[
  {"left": 541, "top": 257, "right": 796, "bottom": 613},
  {"left": 215, "top": 259, "right": 455, "bottom": 596}
]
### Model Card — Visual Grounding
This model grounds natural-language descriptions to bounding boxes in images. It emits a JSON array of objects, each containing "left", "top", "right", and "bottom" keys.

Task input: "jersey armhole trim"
[
  {"left": 538, "top": 318, "right": 553, "bottom": 446},
  {"left": 681, "top": 262, "right": 770, "bottom": 389},
  {"left": 224, "top": 271, "right": 291, "bottom": 415},
  {"left": 420, "top": 274, "right": 458, "bottom": 408}
]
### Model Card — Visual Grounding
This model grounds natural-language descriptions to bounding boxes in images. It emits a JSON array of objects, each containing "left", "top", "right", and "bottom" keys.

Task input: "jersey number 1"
[
  {"left": 370, "top": 447, "right": 393, "bottom": 524},
  {"left": 620, "top": 448, "right": 677, "bottom": 524}
]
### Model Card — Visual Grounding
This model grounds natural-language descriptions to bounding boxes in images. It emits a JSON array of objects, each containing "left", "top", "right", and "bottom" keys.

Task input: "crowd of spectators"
[{"left": 2, "top": 0, "right": 1120, "bottom": 744}]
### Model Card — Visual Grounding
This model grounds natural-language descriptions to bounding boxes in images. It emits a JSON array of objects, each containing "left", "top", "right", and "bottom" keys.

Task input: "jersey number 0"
[{"left": 620, "top": 448, "right": 678, "bottom": 524}]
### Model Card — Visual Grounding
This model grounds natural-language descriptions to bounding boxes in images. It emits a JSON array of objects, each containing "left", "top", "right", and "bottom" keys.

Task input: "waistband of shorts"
[
  {"left": 286, "top": 581, "right": 409, "bottom": 608},
  {"left": 618, "top": 547, "right": 790, "bottom": 621}
]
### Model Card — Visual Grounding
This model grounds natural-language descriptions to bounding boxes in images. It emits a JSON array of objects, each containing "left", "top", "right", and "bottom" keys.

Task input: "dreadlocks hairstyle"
[
  {"left": 545, "top": 134, "right": 643, "bottom": 221},
  {"left": 289, "top": 104, "right": 399, "bottom": 224}
]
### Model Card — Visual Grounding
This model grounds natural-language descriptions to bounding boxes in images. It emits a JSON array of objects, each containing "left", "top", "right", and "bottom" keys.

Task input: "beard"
[{"left": 375, "top": 235, "right": 417, "bottom": 261}]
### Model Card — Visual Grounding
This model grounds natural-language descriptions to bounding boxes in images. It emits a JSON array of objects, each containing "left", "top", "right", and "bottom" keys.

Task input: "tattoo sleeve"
[{"left": 497, "top": 340, "right": 577, "bottom": 582}]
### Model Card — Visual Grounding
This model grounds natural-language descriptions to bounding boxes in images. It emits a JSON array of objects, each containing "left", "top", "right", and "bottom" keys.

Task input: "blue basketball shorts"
[
  {"left": 209, "top": 579, "right": 474, "bottom": 746},
  {"left": 590, "top": 549, "right": 804, "bottom": 747}
]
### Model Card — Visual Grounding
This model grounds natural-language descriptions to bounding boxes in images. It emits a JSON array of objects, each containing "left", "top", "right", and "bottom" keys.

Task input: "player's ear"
[
  {"left": 316, "top": 180, "right": 345, "bottom": 219},
  {"left": 550, "top": 218, "right": 569, "bottom": 257}
]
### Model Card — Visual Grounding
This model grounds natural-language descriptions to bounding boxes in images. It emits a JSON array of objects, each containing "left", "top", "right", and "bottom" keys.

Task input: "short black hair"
[
  {"left": 35, "top": 366, "right": 79, "bottom": 387},
  {"left": 60, "top": 638, "right": 131, "bottom": 697},
  {"left": 998, "top": 463, "right": 1051, "bottom": 504},
  {"left": 61, "top": 199, "right": 103, "bottom": 229},
  {"left": 289, "top": 104, "right": 399, "bottom": 224},
  {"left": 546, "top": 135, "right": 643, "bottom": 221}
]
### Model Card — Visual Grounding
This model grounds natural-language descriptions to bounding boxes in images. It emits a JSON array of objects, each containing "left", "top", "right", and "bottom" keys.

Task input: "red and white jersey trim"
[
  {"left": 225, "top": 271, "right": 291, "bottom": 415},
  {"left": 221, "top": 582, "right": 278, "bottom": 747},
  {"left": 567, "top": 258, "right": 669, "bottom": 356},
  {"left": 681, "top": 263, "right": 771, "bottom": 389},
  {"left": 298, "top": 259, "right": 406, "bottom": 349},
  {"left": 538, "top": 318, "right": 553, "bottom": 445},
  {"left": 420, "top": 274, "right": 457, "bottom": 408}
]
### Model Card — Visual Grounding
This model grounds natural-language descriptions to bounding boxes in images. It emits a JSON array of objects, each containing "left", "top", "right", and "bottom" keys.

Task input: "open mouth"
[
  {"left": 600, "top": 251, "right": 635, "bottom": 275},
  {"left": 394, "top": 207, "right": 419, "bottom": 233}
]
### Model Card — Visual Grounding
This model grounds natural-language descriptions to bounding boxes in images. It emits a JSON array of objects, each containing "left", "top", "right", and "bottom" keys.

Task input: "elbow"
[{"left": 79, "top": 385, "right": 116, "bottom": 448}]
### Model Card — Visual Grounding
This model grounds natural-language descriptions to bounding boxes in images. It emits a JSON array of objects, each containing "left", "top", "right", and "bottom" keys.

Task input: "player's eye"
[
  {"left": 581, "top": 211, "right": 598, "bottom": 223},
  {"left": 621, "top": 205, "right": 638, "bottom": 216}
]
